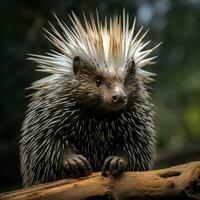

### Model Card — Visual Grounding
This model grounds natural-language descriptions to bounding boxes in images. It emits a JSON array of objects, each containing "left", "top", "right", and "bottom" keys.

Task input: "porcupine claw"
[
  {"left": 102, "top": 156, "right": 127, "bottom": 177},
  {"left": 64, "top": 154, "right": 92, "bottom": 177}
]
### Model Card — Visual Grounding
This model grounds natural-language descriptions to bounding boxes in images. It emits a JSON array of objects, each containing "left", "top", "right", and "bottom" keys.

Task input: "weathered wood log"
[{"left": 1, "top": 161, "right": 200, "bottom": 200}]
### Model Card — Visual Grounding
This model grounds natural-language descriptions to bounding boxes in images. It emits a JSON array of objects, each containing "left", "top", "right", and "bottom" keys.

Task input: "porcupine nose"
[{"left": 112, "top": 91, "right": 127, "bottom": 104}]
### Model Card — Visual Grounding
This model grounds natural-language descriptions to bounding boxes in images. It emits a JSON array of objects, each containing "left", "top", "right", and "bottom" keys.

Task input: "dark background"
[{"left": 1, "top": 0, "right": 200, "bottom": 192}]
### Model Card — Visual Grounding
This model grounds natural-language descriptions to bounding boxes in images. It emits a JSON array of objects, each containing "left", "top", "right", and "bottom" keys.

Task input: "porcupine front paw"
[
  {"left": 102, "top": 156, "right": 127, "bottom": 177},
  {"left": 64, "top": 154, "right": 92, "bottom": 177}
]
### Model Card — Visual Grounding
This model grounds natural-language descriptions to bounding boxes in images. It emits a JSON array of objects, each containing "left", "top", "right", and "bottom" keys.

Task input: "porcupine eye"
[{"left": 95, "top": 76, "right": 103, "bottom": 87}]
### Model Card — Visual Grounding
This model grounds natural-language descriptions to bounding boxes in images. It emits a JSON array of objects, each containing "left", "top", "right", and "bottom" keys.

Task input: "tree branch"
[{"left": 1, "top": 161, "right": 200, "bottom": 200}]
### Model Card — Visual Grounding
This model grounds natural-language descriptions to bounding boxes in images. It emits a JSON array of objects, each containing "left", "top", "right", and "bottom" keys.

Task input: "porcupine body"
[{"left": 20, "top": 12, "right": 160, "bottom": 187}]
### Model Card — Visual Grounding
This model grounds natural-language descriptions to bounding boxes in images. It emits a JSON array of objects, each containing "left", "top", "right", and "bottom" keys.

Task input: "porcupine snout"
[{"left": 112, "top": 86, "right": 127, "bottom": 104}]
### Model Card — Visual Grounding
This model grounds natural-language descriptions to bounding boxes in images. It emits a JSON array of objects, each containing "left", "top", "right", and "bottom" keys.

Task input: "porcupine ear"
[
  {"left": 126, "top": 59, "right": 136, "bottom": 78},
  {"left": 73, "top": 56, "right": 81, "bottom": 76},
  {"left": 73, "top": 56, "right": 93, "bottom": 76}
]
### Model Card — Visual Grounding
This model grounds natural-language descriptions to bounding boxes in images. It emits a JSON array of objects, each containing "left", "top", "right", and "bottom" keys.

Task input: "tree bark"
[{"left": 1, "top": 161, "right": 200, "bottom": 200}]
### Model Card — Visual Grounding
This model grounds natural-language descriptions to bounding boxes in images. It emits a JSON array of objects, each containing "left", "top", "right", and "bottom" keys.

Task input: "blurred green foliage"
[{"left": 0, "top": 0, "right": 200, "bottom": 191}]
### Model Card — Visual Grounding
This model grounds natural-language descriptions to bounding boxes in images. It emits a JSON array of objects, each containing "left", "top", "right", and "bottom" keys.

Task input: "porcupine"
[{"left": 20, "top": 12, "right": 160, "bottom": 187}]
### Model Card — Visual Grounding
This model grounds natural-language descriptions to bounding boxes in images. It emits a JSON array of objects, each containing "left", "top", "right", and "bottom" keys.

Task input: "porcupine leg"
[
  {"left": 102, "top": 150, "right": 128, "bottom": 177},
  {"left": 63, "top": 149, "right": 92, "bottom": 177}
]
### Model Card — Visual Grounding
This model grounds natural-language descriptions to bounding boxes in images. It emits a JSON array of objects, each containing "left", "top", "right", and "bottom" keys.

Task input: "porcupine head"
[{"left": 20, "top": 11, "right": 160, "bottom": 186}]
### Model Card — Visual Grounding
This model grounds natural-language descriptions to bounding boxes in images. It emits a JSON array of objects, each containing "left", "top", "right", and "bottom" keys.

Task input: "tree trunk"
[{"left": 1, "top": 161, "right": 200, "bottom": 200}]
